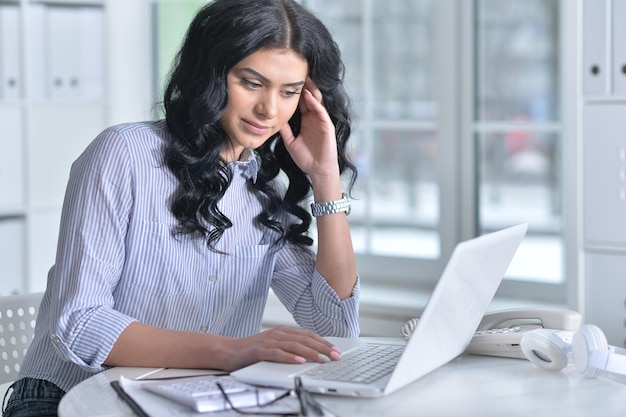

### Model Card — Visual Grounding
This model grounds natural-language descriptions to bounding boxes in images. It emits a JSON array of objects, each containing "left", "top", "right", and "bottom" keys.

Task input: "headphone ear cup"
[
  {"left": 520, "top": 329, "right": 570, "bottom": 371},
  {"left": 572, "top": 324, "right": 609, "bottom": 378}
]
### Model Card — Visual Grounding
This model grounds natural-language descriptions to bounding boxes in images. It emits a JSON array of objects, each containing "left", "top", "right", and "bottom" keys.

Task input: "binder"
[
  {"left": 0, "top": 107, "right": 24, "bottom": 209},
  {"left": 46, "top": 5, "right": 82, "bottom": 98},
  {"left": 22, "top": 4, "right": 105, "bottom": 100},
  {"left": 26, "top": 3, "right": 47, "bottom": 100},
  {"left": 0, "top": 4, "right": 21, "bottom": 100},
  {"left": 582, "top": 0, "right": 608, "bottom": 95},
  {"left": 42, "top": 5, "right": 105, "bottom": 99},
  {"left": 78, "top": 7, "right": 105, "bottom": 99},
  {"left": 614, "top": 0, "right": 626, "bottom": 95},
  {"left": 0, "top": 218, "right": 25, "bottom": 296}
]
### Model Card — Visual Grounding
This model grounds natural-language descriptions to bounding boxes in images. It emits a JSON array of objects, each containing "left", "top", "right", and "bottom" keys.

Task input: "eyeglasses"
[{"left": 216, "top": 377, "right": 336, "bottom": 417}]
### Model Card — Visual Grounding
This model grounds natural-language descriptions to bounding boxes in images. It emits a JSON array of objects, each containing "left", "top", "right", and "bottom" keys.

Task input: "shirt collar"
[{"left": 230, "top": 148, "right": 259, "bottom": 183}]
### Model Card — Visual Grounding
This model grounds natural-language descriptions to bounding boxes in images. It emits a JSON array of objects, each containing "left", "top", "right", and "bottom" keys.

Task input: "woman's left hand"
[
  {"left": 279, "top": 78, "right": 340, "bottom": 179},
  {"left": 280, "top": 79, "right": 357, "bottom": 301}
]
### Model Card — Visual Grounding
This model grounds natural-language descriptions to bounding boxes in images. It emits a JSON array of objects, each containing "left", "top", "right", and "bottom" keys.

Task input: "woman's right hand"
[{"left": 223, "top": 326, "right": 342, "bottom": 371}]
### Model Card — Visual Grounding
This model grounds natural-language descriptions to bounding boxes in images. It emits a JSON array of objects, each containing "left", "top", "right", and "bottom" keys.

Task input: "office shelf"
[
  {"left": 581, "top": 0, "right": 626, "bottom": 347},
  {"left": 0, "top": 0, "right": 106, "bottom": 295}
]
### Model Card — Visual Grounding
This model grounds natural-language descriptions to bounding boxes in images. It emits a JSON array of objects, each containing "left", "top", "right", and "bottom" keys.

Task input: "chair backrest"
[{"left": 0, "top": 292, "right": 43, "bottom": 384}]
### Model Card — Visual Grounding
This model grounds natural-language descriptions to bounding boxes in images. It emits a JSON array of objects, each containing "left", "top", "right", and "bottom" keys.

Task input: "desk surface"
[{"left": 58, "top": 353, "right": 626, "bottom": 417}]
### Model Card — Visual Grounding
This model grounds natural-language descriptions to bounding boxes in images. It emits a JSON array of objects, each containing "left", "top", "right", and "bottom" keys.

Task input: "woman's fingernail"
[
  {"left": 318, "top": 353, "right": 331, "bottom": 363},
  {"left": 331, "top": 345, "right": 341, "bottom": 353},
  {"left": 330, "top": 351, "right": 342, "bottom": 361},
  {"left": 295, "top": 356, "right": 306, "bottom": 364}
]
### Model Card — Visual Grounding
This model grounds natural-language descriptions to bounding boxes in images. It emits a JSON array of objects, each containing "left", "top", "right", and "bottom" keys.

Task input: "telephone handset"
[{"left": 465, "top": 308, "right": 582, "bottom": 359}]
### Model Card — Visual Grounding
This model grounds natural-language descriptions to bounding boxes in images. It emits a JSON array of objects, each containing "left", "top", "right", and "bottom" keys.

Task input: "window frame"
[
  {"left": 461, "top": 0, "right": 579, "bottom": 305},
  {"left": 348, "top": 0, "right": 579, "bottom": 307}
]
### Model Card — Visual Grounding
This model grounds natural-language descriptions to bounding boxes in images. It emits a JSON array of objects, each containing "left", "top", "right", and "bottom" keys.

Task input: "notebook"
[{"left": 231, "top": 223, "right": 528, "bottom": 398}]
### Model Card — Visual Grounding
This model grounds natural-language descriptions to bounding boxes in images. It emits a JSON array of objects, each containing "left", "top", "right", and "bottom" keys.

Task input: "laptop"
[{"left": 232, "top": 223, "right": 528, "bottom": 398}]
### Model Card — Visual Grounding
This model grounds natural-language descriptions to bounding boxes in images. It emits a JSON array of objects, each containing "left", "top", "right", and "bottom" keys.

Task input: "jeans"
[{"left": 2, "top": 378, "right": 65, "bottom": 417}]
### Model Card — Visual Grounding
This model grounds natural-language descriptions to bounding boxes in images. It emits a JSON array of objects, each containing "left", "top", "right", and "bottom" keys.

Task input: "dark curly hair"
[{"left": 163, "top": 0, "right": 357, "bottom": 252}]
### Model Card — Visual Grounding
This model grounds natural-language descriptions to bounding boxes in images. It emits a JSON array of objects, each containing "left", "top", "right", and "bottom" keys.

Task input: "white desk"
[{"left": 58, "top": 354, "right": 626, "bottom": 417}]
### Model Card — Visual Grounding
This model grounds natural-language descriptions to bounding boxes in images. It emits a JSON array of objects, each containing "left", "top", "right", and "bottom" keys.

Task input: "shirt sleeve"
[
  {"left": 270, "top": 243, "right": 360, "bottom": 337},
  {"left": 47, "top": 127, "right": 137, "bottom": 373}
]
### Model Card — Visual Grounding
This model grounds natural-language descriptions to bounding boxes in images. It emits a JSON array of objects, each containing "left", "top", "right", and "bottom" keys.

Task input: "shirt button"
[
  {"left": 209, "top": 274, "right": 217, "bottom": 282},
  {"left": 200, "top": 325, "right": 208, "bottom": 332},
  {"left": 51, "top": 335, "right": 61, "bottom": 345}
]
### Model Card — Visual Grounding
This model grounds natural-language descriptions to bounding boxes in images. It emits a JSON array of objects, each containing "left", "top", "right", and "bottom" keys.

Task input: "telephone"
[{"left": 465, "top": 308, "right": 582, "bottom": 359}]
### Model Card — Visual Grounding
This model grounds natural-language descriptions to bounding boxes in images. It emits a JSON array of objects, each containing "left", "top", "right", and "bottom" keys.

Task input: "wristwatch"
[{"left": 310, "top": 193, "right": 351, "bottom": 217}]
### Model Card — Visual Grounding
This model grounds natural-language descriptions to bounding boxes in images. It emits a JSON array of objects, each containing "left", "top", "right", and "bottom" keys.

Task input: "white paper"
[{"left": 0, "top": 5, "right": 21, "bottom": 99}]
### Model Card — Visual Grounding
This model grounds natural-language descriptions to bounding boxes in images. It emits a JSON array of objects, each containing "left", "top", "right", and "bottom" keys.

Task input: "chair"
[{"left": 0, "top": 292, "right": 43, "bottom": 400}]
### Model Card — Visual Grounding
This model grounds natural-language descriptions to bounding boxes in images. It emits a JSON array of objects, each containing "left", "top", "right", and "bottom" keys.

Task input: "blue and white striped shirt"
[{"left": 19, "top": 120, "right": 360, "bottom": 392}]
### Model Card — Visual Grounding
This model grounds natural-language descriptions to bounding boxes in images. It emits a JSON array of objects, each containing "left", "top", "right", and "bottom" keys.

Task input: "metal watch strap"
[{"left": 310, "top": 193, "right": 351, "bottom": 217}]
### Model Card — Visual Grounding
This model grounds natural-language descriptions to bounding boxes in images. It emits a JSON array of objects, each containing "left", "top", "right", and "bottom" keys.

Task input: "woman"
[{"left": 3, "top": 0, "right": 359, "bottom": 416}]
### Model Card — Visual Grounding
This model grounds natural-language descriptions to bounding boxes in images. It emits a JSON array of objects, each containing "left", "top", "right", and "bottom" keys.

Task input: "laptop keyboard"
[{"left": 303, "top": 343, "right": 404, "bottom": 384}]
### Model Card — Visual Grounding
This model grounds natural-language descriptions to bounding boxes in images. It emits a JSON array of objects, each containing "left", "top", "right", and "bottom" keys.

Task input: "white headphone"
[{"left": 520, "top": 324, "right": 626, "bottom": 377}]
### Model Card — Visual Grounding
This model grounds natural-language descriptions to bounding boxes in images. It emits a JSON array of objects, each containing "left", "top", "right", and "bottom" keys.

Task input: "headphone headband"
[{"left": 606, "top": 346, "right": 626, "bottom": 375}]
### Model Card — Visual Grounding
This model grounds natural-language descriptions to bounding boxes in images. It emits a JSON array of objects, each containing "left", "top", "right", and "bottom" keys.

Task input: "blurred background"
[{"left": 2, "top": 0, "right": 625, "bottom": 343}]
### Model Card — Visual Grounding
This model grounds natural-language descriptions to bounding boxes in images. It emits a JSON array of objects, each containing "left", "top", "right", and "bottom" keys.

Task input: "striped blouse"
[{"left": 19, "top": 120, "right": 360, "bottom": 392}]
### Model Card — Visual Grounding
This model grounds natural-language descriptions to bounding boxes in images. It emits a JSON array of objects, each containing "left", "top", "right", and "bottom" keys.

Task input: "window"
[
  {"left": 474, "top": 0, "right": 563, "bottom": 284},
  {"left": 303, "top": 0, "right": 450, "bottom": 288},
  {"left": 301, "top": 0, "right": 574, "bottom": 304}
]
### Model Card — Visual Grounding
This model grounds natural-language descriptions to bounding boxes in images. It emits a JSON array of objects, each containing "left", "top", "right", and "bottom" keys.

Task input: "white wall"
[{"left": 105, "top": 0, "right": 154, "bottom": 125}]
